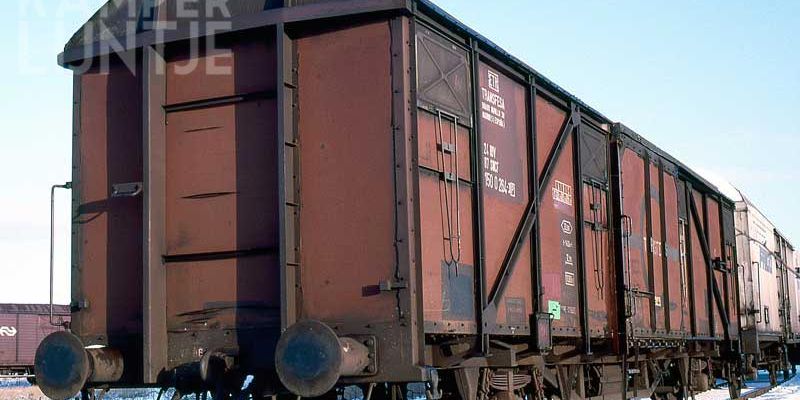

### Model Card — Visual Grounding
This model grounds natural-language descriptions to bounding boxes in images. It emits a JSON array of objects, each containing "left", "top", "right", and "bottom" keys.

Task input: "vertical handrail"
[{"left": 50, "top": 182, "right": 72, "bottom": 326}]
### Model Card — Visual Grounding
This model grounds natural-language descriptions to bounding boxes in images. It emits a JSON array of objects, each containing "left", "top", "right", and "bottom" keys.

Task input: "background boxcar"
[
  {"left": 0, "top": 304, "right": 69, "bottom": 378},
  {"left": 32, "top": 1, "right": 757, "bottom": 399},
  {"left": 735, "top": 195, "right": 797, "bottom": 382},
  {"left": 610, "top": 124, "right": 741, "bottom": 393}
]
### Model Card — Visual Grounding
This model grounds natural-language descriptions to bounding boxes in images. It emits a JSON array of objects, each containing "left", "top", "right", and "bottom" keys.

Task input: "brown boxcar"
[
  {"left": 35, "top": 1, "right": 747, "bottom": 399},
  {"left": 0, "top": 304, "right": 69, "bottom": 377},
  {"left": 610, "top": 125, "right": 741, "bottom": 393}
]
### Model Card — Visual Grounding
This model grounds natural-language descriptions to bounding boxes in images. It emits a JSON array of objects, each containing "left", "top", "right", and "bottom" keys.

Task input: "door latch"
[{"left": 112, "top": 182, "right": 143, "bottom": 198}]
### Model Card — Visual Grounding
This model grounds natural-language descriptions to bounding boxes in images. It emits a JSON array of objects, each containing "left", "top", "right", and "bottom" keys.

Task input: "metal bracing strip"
[
  {"left": 277, "top": 23, "right": 297, "bottom": 331},
  {"left": 70, "top": 74, "right": 83, "bottom": 335},
  {"left": 469, "top": 39, "right": 488, "bottom": 353},
  {"left": 658, "top": 163, "right": 671, "bottom": 332},
  {"left": 684, "top": 183, "right": 697, "bottom": 336},
  {"left": 529, "top": 78, "right": 542, "bottom": 317},
  {"left": 644, "top": 153, "right": 656, "bottom": 332},
  {"left": 608, "top": 126, "right": 628, "bottom": 400},
  {"left": 572, "top": 112, "right": 592, "bottom": 354},
  {"left": 702, "top": 192, "right": 715, "bottom": 338},
  {"left": 484, "top": 103, "right": 578, "bottom": 311},
  {"left": 142, "top": 42, "right": 168, "bottom": 383},
  {"left": 390, "top": 15, "right": 422, "bottom": 368},
  {"left": 688, "top": 187, "right": 731, "bottom": 343}
]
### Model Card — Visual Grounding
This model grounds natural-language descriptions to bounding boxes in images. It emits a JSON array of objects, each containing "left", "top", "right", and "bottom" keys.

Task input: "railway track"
[
  {"left": 737, "top": 373, "right": 795, "bottom": 399},
  {"left": 738, "top": 383, "right": 784, "bottom": 399}
]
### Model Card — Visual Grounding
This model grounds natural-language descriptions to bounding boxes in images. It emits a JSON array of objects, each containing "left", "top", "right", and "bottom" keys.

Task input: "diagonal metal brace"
[
  {"left": 688, "top": 190, "right": 731, "bottom": 344},
  {"left": 485, "top": 104, "right": 579, "bottom": 313}
]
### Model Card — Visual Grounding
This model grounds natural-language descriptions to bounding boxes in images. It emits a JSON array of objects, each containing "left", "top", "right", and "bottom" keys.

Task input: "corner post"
[{"left": 142, "top": 1, "right": 168, "bottom": 381}]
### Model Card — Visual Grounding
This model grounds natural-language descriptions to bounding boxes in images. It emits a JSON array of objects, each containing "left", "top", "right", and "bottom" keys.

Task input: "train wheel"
[{"left": 784, "top": 368, "right": 791, "bottom": 382}]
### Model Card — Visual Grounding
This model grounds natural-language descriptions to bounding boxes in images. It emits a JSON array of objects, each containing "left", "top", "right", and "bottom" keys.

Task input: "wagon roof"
[
  {"left": 60, "top": 0, "right": 610, "bottom": 121},
  {"left": 614, "top": 123, "right": 734, "bottom": 205},
  {"left": 0, "top": 304, "right": 70, "bottom": 315},
  {"left": 62, "top": 0, "right": 731, "bottom": 203}
]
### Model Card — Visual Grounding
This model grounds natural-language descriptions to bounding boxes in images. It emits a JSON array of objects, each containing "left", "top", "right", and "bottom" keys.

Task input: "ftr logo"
[
  {"left": 0, "top": 326, "right": 17, "bottom": 337},
  {"left": 488, "top": 69, "right": 500, "bottom": 93}
]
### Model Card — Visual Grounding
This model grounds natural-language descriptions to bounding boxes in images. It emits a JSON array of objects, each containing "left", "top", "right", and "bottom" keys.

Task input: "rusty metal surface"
[
  {"left": 535, "top": 97, "right": 565, "bottom": 177},
  {"left": 86, "top": 347, "right": 125, "bottom": 383},
  {"left": 539, "top": 130, "right": 580, "bottom": 335},
  {"left": 583, "top": 183, "right": 611, "bottom": 336},
  {"left": 535, "top": 95, "right": 580, "bottom": 338},
  {"left": 164, "top": 100, "right": 277, "bottom": 256},
  {"left": 477, "top": 63, "right": 532, "bottom": 333},
  {"left": 621, "top": 148, "right": 652, "bottom": 336},
  {"left": 296, "top": 21, "right": 398, "bottom": 322},
  {"left": 417, "top": 112, "right": 472, "bottom": 182},
  {"left": 291, "top": 19, "right": 424, "bottom": 383},
  {"left": 160, "top": 31, "right": 281, "bottom": 373},
  {"left": 689, "top": 190, "right": 711, "bottom": 337},
  {"left": 75, "top": 60, "right": 144, "bottom": 347},
  {"left": 419, "top": 172, "right": 476, "bottom": 333},
  {"left": 663, "top": 174, "right": 687, "bottom": 335},
  {"left": 165, "top": 33, "right": 276, "bottom": 106},
  {"left": 416, "top": 26, "right": 478, "bottom": 335}
]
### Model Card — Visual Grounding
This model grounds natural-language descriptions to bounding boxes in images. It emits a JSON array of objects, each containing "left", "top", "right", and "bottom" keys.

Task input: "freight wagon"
[
  {"left": 735, "top": 194, "right": 799, "bottom": 384},
  {"left": 34, "top": 0, "right": 754, "bottom": 399},
  {"left": 0, "top": 304, "right": 69, "bottom": 378}
]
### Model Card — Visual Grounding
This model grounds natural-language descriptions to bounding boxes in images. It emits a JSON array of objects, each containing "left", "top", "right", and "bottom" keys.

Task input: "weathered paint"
[{"left": 75, "top": 60, "right": 144, "bottom": 362}]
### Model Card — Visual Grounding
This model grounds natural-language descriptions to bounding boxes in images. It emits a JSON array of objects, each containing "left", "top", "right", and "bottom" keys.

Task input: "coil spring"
[{"left": 488, "top": 370, "right": 532, "bottom": 392}]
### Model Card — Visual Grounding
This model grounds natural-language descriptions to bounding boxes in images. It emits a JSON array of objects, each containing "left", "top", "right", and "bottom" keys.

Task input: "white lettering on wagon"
[
  {"left": 482, "top": 142, "right": 518, "bottom": 199},
  {"left": 0, "top": 326, "right": 17, "bottom": 337}
]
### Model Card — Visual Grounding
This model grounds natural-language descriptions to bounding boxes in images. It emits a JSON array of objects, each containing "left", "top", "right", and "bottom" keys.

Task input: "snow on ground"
[
  {"left": 0, "top": 379, "right": 161, "bottom": 400},
  {"left": 752, "top": 372, "right": 800, "bottom": 399},
  {"left": 694, "top": 371, "right": 773, "bottom": 400}
]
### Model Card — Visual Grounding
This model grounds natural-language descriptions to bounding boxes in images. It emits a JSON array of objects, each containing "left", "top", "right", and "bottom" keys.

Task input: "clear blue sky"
[{"left": 0, "top": 1, "right": 797, "bottom": 304}]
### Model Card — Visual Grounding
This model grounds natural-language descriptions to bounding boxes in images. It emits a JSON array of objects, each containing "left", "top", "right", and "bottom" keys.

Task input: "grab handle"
[{"left": 50, "top": 182, "right": 72, "bottom": 326}]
